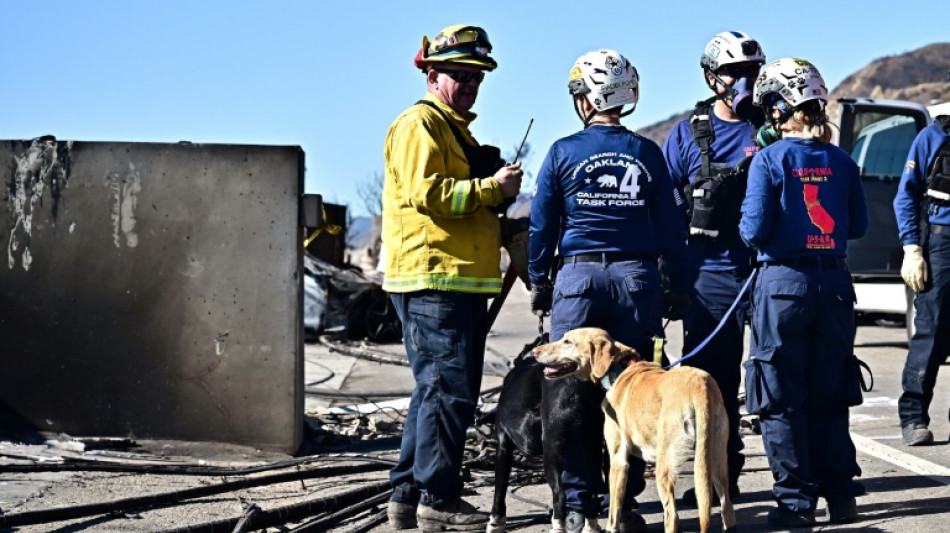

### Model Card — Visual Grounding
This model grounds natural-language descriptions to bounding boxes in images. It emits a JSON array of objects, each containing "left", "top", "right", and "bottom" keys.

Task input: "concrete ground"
[{"left": 312, "top": 285, "right": 950, "bottom": 532}]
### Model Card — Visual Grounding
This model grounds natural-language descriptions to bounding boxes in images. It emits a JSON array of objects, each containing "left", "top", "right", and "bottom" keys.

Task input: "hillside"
[{"left": 637, "top": 42, "right": 950, "bottom": 146}]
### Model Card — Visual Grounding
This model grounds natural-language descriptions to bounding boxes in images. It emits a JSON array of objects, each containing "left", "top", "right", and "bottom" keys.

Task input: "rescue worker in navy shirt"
[
  {"left": 739, "top": 58, "right": 868, "bottom": 528},
  {"left": 662, "top": 31, "right": 765, "bottom": 503},
  {"left": 893, "top": 94, "right": 950, "bottom": 446},
  {"left": 529, "top": 49, "right": 687, "bottom": 533}
]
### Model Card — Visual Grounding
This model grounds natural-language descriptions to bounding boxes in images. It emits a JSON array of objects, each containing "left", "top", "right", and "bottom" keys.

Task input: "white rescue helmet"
[
  {"left": 568, "top": 49, "right": 639, "bottom": 112},
  {"left": 753, "top": 57, "right": 829, "bottom": 109},
  {"left": 700, "top": 31, "right": 765, "bottom": 72}
]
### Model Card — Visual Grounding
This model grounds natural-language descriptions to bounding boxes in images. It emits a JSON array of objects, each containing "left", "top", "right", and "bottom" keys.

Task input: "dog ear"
[
  {"left": 590, "top": 337, "right": 615, "bottom": 380},
  {"left": 612, "top": 340, "right": 641, "bottom": 362}
]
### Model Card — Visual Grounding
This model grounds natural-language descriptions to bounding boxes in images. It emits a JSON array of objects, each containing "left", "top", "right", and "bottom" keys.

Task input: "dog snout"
[{"left": 532, "top": 344, "right": 553, "bottom": 360}]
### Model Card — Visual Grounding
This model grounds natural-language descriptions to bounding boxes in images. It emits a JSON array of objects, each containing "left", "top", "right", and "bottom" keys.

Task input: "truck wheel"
[
  {"left": 364, "top": 293, "right": 402, "bottom": 343},
  {"left": 905, "top": 286, "right": 917, "bottom": 343}
]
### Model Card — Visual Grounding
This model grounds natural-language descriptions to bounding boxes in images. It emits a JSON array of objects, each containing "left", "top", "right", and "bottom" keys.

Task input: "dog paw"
[
  {"left": 486, "top": 515, "right": 507, "bottom": 533},
  {"left": 549, "top": 516, "right": 565, "bottom": 532}
]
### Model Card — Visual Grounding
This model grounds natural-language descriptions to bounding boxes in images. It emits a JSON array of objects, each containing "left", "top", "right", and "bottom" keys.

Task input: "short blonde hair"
[{"left": 779, "top": 104, "right": 833, "bottom": 144}]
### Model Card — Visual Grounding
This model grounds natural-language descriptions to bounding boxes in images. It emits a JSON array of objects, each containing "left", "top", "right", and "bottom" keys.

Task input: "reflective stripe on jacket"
[{"left": 382, "top": 93, "right": 504, "bottom": 294}]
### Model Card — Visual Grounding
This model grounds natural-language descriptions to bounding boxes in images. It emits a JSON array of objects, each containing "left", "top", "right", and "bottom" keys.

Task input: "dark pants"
[
  {"left": 899, "top": 228, "right": 950, "bottom": 427},
  {"left": 744, "top": 264, "right": 862, "bottom": 514},
  {"left": 682, "top": 268, "right": 751, "bottom": 487},
  {"left": 551, "top": 259, "right": 662, "bottom": 516},
  {"left": 388, "top": 290, "right": 488, "bottom": 509}
]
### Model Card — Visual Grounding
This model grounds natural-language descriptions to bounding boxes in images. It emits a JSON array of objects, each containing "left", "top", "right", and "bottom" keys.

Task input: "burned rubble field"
[
  {"left": 0, "top": 339, "right": 543, "bottom": 532},
  {"left": 0, "top": 427, "right": 400, "bottom": 531},
  {"left": 0, "top": 419, "right": 536, "bottom": 532}
]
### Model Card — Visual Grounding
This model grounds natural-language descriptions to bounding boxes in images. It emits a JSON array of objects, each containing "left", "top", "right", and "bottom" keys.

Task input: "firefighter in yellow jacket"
[{"left": 382, "top": 24, "right": 523, "bottom": 531}]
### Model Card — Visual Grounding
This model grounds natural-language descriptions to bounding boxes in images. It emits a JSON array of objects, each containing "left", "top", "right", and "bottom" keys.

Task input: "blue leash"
[{"left": 664, "top": 268, "right": 759, "bottom": 369}]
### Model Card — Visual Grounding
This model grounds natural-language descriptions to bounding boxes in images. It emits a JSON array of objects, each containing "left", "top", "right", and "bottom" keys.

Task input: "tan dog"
[{"left": 533, "top": 327, "right": 736, "bottom": 533}]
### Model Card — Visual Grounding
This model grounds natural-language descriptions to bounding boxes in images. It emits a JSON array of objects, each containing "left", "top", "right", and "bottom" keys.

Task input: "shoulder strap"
[
  {"left": 930, "top": 130, "right": 950, "bottom": 175},
  {"left": 689, "top": 97, "right": 717, "bottom": 176},
  {"left": 936, "top": 115, "right": 950, "bottom": 134}
]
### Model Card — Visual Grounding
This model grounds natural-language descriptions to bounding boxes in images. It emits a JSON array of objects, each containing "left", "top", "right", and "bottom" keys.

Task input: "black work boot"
[
  {"left": 902, "top": 423, "right": 934, "bottom": 446},
  {"left": 388, "top": 501, "right": 418, "bottom": 530},
  {"left": 388, "top": 484, "right": 419, "bottom": 529},
  {"left": 767, "top": 506, "right": 817, "bottom": 528},
  {"left": 417, "top": 498, "right": 488, "bottom": 532},
  {"left": 828, "top": 497, "right": 858, "bottom": 524}
]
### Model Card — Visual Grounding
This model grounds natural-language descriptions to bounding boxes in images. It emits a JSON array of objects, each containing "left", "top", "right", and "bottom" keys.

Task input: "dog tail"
[{"left": 693, "top": 381, "right": 715, "bottom": 532}]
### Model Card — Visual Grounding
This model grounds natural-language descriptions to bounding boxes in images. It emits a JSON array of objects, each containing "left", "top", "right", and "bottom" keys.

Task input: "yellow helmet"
[{"left": 414, "top": 24, "right": 497, "bottom": 72}]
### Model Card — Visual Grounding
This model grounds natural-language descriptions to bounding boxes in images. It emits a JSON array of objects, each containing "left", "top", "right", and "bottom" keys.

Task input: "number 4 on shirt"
[{"left": 620, "top": 164, "right": 641, "bottom": 198}]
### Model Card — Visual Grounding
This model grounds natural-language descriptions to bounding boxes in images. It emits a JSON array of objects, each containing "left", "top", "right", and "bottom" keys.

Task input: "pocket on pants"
[
  {"left": 407, "top": 293, "right": 459, "bottom": 360},
  {"left": 556, "top": 275, "right": 592, "bottom": 298},
  {"left": 837, "top": 354, "right": 865, "bottom": 407},
  {"left": 622, "top": 275, "right": 654, "bottom": 294},
  {"left": 744, "top": 346, "right": 782, "bottom": 415},
  {"left": 766, "top": 278, "right": 807, "bottom": 299}
]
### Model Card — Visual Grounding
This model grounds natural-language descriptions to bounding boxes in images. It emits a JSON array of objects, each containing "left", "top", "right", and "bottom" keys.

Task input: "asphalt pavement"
[
  {"left": 2, "top": 282, "right": 949, "bottom": 532},
  {"left": 310, "top": 283, "right": 950, "bottom": 532}
]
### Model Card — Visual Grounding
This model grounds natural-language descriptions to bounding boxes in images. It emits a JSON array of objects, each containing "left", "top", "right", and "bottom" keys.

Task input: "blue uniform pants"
[
  {"left": 744, "top": 264, "right": 862, "bottom": 514},
  {"left": 551, "top": 259, "right": 662, "bottom": 516},
  {"left": 899, "top": 228, "right": 950, "bottom": 427},
  {"left": 388, "top": 290, "right": 488, "bottom": 509},
  {"left": 682, "top": 268, "right": 751, "bottom": 488}
]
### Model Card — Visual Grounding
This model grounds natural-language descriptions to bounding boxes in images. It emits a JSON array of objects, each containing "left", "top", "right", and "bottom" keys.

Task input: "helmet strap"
[
  {"left": 618, "top": 104, "right": 636, "bottom": 119},
  {"left": 574, "top": 96, "right": 633, "bottom": 128},
  {"left": 583, "top": 109, "right": 598, "bottom": 127},
  {"left": 706, "top": 69, "right": 732, "bottom": 101},
  {"left": 574, "top": 96, "right": 598, "bottom": 127}
]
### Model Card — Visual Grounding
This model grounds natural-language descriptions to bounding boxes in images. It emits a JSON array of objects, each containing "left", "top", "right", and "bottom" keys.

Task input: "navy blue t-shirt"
[
  {"left": 529, "top": 125, "right": 687, "bottom": 287},
  {"left": 740, "top": 137, "right": 869, "bottom": 262},
  {"left": 663, "top": 111, "right": 760, "bottom": 271}
]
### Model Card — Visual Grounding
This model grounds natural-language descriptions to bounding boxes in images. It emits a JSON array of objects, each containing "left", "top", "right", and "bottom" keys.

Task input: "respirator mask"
[
  {"left": 711, "top": 62, "right": 763, "bottom": 125},
  {"left": 730, "top": 75, "right": 757, "bottom": 122}
]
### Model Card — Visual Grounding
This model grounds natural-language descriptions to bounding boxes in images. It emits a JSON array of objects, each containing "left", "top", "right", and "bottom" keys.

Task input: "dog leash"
[
  {"left": 664, "top": 268, "right": 758, "bottom": 370},
  {"left": 660, "top": 268, "right": 876, "bottom": 394}
]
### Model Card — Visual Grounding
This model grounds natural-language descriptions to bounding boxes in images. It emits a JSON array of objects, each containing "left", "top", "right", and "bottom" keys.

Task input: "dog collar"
[{"left": 599, "top": 356, "right": 635, "bottom": 391}]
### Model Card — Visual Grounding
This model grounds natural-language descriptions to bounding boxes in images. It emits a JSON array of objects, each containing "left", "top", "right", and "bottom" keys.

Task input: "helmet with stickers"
[
  {"left": 700, "top": 31, "right": 765, "bottom": 72},
  {"left": 568, "top": 49, "right": 639, "bottom": 113},
  {"left": 414, "top": 24, "right": 497, "bottom": 72},
  {"left": 753, "top": 57, "right": 829, "bottom": 110}
]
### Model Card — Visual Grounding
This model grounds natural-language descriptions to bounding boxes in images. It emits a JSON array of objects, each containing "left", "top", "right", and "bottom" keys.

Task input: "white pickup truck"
[{"left": 836, "top": 99, "right": 949, "bottom": 339}]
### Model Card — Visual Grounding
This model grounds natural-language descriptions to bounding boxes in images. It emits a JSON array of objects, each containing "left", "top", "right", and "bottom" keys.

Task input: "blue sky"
[{"left": 3, "top": 1, "right": 948, "bottom": 216}]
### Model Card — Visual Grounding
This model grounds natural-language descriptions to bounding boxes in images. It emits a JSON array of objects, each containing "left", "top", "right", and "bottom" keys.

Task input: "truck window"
[{"left": 849, "top": 112, "right": 918, "bottom": 183}]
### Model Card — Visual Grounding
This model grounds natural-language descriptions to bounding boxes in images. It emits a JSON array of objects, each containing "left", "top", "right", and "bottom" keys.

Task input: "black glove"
[
  {"left": 662, "top": 290, "right": 691, "bottom": 321},
  {"left": 530, "top": 279, "right": 553, "bottom": 316}
]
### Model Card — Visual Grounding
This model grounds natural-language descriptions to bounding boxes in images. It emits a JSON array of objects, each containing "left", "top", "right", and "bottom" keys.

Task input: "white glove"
[{"left": 901, "top": 245, "right": 929, "bottom": 292}]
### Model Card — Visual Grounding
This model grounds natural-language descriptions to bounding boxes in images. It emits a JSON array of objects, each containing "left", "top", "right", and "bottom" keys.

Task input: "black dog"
[{"left": 487, "top": 337, "right": 607, "bottom": 532}]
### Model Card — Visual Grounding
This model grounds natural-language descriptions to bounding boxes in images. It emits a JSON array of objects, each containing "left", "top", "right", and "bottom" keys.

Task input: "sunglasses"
[
  {"left": 717, "top": 64, "right": 760, "bottom": 79},
  {"left": 435, "top": 68, "right": 485, "bottom": 84}
]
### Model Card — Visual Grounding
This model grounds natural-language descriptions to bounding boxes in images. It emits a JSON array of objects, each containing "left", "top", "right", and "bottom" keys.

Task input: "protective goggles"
[
  {"left": 434, "top": 68, "right": 485, "bottom": 84},
  {"left": 762, "top": 92, "right": 791, "bottom": 115},
  {"left": 716, "top": 63, "right": 761, "bottom": 79},
  {"left": 427, "top": 26, "right": 492, "bottom": 58}
]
